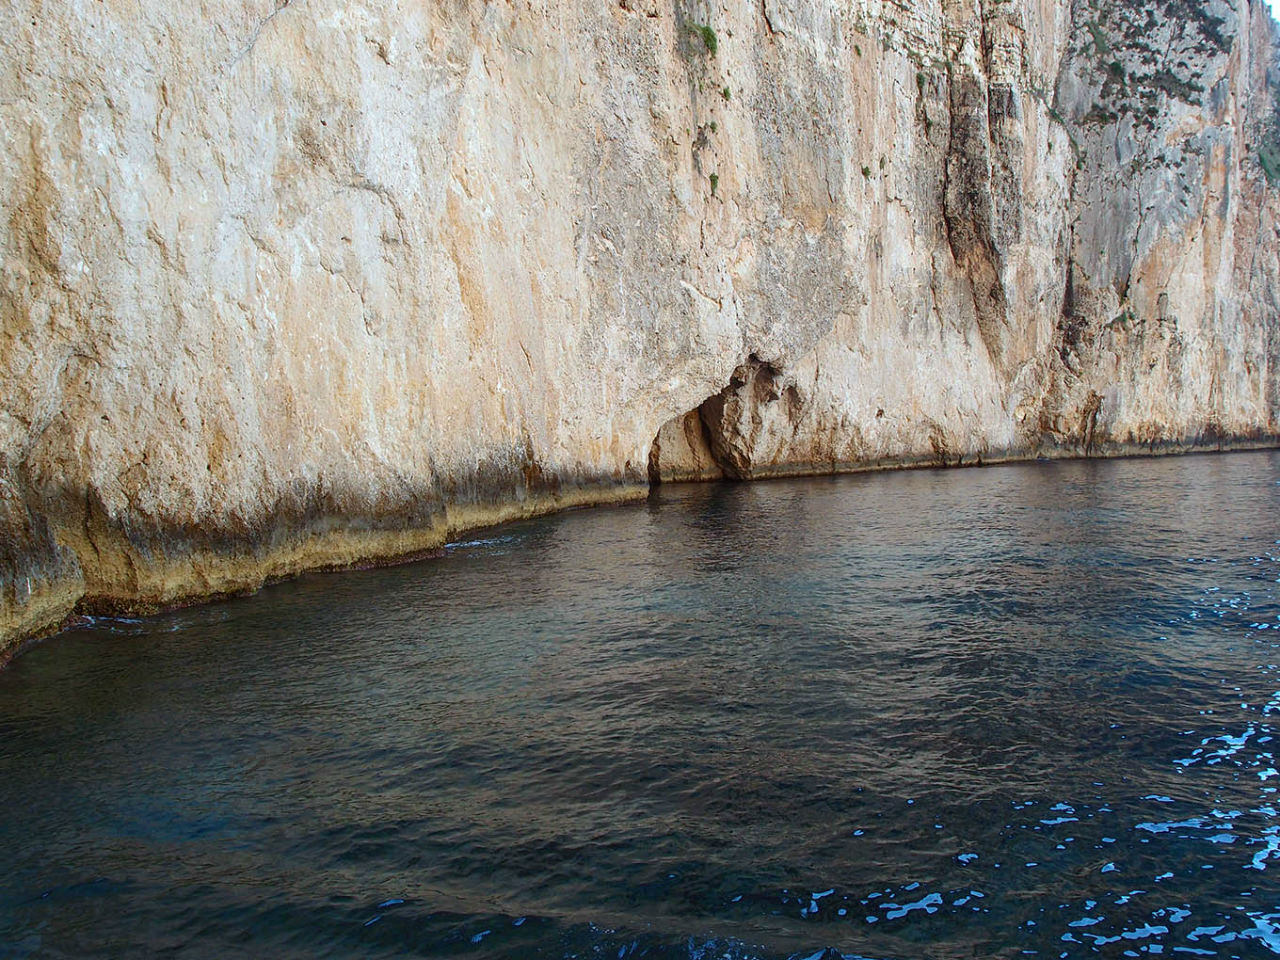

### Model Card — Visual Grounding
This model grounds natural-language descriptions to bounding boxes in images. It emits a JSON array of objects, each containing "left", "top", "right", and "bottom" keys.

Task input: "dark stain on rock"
[{"left": 1080, "top": 390, "right": 1104, "bottom": 455}]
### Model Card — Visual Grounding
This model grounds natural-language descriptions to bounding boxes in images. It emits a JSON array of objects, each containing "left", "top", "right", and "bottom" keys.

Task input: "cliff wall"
[{"left": 3, "top": 0, "right": 1279, "bottom": 655}]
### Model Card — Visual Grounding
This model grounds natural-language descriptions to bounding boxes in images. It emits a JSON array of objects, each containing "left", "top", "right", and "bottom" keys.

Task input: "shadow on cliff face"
[{"left": 648, "top": 356, "right": 804, "bottom": 484}]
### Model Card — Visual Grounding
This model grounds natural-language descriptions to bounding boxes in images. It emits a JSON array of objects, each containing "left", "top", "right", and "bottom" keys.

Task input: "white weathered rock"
[{"left": 2, "top": 0, "right": 1278, "bottom": 656}]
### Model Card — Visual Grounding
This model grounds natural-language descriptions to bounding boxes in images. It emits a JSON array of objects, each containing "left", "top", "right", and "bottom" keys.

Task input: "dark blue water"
[{"left": 2, "top": 453, "right": 1280, "bottom": 959}]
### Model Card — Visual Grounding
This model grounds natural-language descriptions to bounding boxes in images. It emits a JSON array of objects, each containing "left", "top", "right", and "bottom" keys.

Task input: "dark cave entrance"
[{"left": 647, "top": 355, "right": 803, "bottom": 485}]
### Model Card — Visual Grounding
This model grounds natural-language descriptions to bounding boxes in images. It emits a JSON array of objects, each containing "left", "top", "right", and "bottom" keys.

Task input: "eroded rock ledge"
[
  {"left": 647, "top": 356, "right": 1280, "bottom": 483},
  {"left": 3, "top": 0, "right": 1280, "bottom": 659}
]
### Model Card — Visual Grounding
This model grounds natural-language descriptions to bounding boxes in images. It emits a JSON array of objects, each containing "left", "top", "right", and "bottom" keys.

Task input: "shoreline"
[{"left": 3, "top": 438, "right": 1277, "bottom": 668}]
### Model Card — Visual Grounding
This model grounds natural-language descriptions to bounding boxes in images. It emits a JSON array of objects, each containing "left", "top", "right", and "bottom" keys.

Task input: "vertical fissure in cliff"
[
  {"left": 940, "top": 13, "right": 1016, "bottom": 375},
  {"left": 648, "top": 356, "right": 804, "bottom": 485}
]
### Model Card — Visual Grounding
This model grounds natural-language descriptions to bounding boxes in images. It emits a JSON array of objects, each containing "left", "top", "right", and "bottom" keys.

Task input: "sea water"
[{"left": 1, "top": 452, "right": 1278, "bottom": 958}]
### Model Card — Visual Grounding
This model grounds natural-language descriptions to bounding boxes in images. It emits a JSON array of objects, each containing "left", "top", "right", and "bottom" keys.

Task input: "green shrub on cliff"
[
  {"left": 689, "top": 22, "right": 717, "bottom": 56},
  {"left": 1260, "top": 147, "right": 1280, "bottom": 186},
  {"left": 1257, "top": 101, "right": 1280, "bottom": 187}
]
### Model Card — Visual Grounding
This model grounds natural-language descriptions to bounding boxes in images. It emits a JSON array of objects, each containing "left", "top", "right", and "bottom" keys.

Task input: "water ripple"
[{"left": 1, "top": 453, "right": 1279, "bottom": 957}]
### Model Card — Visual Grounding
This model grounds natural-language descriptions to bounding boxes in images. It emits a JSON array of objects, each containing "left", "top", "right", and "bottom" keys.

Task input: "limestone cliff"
[{"left": 2, "top": 0, "right": 1279, "bottom": 656}]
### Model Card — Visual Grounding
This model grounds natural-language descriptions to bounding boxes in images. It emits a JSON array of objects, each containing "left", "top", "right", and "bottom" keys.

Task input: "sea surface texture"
[{"left": 2, "top": 452, "right": 1280, "bottom": 959}]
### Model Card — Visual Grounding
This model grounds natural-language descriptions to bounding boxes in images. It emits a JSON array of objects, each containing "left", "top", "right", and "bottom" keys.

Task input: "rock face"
[{"left": 2, "top": 0, "right": 1279, "bottom": 656}]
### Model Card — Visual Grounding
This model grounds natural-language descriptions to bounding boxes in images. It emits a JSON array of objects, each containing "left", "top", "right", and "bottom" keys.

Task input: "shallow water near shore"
[{"left": 2, "top": 452, "right": 1280, "bottom": 959}]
